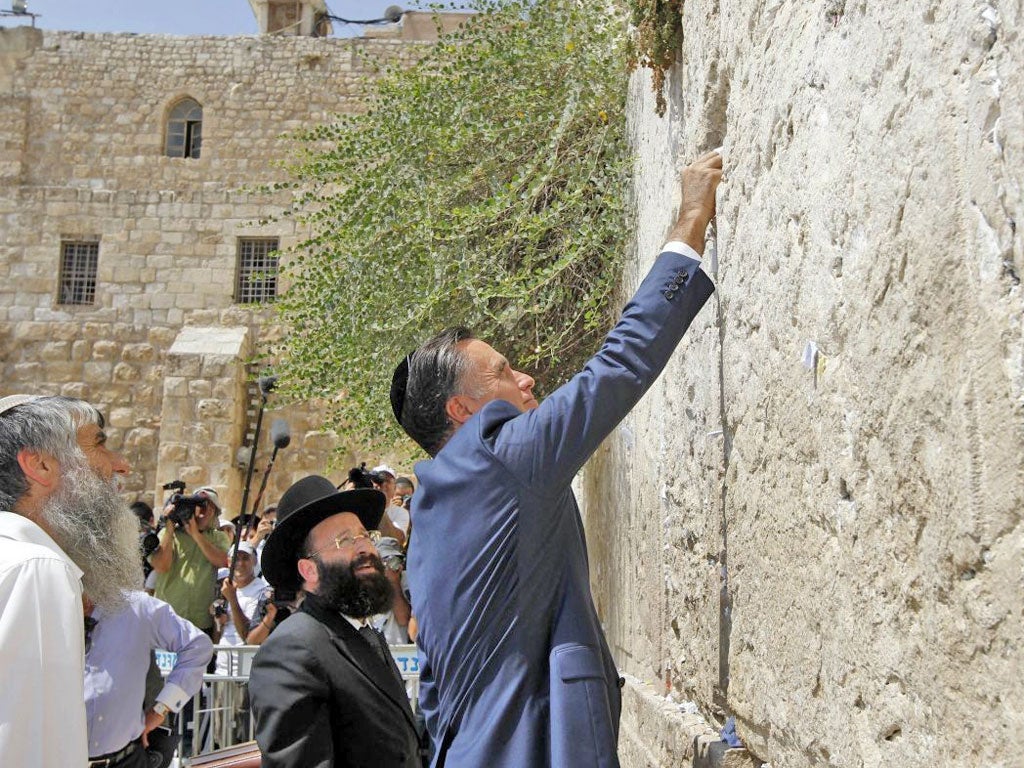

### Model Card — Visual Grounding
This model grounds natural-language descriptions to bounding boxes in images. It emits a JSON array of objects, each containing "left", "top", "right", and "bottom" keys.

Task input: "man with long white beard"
[{"left": 0, "top": 394, "right": 140, "bottom": 768}]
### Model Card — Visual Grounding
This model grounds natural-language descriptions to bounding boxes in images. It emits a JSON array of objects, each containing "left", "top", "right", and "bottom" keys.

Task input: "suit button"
[
  {"left": 669, "top": 281, "right": 680, "bottom": 290},
  {"left": 678, "top": 273, "right": 688, "bottom": 283},
  {"left": 664, "top": 290, "right": 675, "bottom": 300}
]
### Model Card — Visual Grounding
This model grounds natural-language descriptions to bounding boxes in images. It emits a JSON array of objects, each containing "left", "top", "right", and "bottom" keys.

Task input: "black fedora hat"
[{"left": 260, "top": 475, "right": 386, "bottom": 591}]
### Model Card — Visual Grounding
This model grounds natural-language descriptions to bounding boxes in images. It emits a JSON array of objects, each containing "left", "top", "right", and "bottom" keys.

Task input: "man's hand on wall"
[{"left": 670, "top": 149, "right": 724, "bottom": 255}]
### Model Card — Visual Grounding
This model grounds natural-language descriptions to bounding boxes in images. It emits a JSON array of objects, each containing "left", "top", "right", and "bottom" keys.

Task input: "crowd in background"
[
  {"left": 111, "top": 463, "right": 418, "bottom": 765},
  {"left": 0, "top": 389, "right": 421, "bottom": 768}
]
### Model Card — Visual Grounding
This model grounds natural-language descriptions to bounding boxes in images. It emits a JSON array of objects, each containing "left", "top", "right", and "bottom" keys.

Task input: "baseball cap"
[
  {"left": 371, "top": 464, "right": 397, "bottom": 479},
  {"left": 228, "top": 541, "right": 256, "bottom": 559},
  {"left": 194, "top": 486, "right": 221, "bottom": 510}
]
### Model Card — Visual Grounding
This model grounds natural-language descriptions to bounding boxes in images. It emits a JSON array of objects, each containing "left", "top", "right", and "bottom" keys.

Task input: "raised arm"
[{"left": 488, "top": 151, "right": 723, "bottom": 490}]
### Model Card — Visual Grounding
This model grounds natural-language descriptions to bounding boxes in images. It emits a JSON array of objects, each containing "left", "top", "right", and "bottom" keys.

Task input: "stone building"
[
  {"left": 2, "top": 1, "right": 1021, "bottom": 766},
  {"left": 0, "top": 3, "right": 471, "bottom": 514}
]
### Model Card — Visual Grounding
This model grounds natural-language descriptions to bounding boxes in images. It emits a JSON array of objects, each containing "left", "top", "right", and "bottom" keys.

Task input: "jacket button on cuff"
[{"left": 664, "top": 290, "right": 675, "bottom": 300}]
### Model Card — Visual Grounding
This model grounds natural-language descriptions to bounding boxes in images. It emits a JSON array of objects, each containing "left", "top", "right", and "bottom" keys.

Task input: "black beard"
[{"left": 314, "top": 552, "right": 393, "bottom": 618}]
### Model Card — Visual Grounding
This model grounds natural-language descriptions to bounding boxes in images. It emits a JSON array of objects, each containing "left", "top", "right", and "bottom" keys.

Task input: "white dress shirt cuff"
[
  {"left": 662, "top": 240, "right": 702, "bottom": 262},
  {"left": 156, "top": 682, "right": 190, "bottom": 714}
]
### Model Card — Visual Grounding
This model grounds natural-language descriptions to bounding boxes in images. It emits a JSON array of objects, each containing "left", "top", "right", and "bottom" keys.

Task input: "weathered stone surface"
[
  {"left": 588, "top": 2, "right": 1024, "bottom": 767},
  {"left": 60, "top": 382, "right": 90, "bottom": 399},
  {"left": 109, "top": 407, "right": 135, "bottom": 428},
  {"left": 91, "top": 340, "right": 119, "bottom": 360},
  {"left": 124, "top": 427, "right": 157, "bottom": 450},
  {"left": 158, "top": 442, "right": 189, "bottom": 464},
  {"left": 121, "top": 342, "right": 155, "bottom": 362},
  {"left": 113, "top": 361, "right": 139, "bottom": 381}
]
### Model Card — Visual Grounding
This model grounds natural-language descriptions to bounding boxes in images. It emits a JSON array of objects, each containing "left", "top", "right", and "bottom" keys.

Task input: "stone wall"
[
  {"left": 0, "top": 26, "right": 429, "bottom": 511},
  {"left": 586, "top": 1, "right": 1022, "bottom": 766}
]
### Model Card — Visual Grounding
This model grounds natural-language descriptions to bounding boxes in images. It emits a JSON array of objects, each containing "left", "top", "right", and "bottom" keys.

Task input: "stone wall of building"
[
  {"left": 586, "top": 2, "right": 1022, "bottom": 766},
  {"left": 0, "top": 26, "right": 429, "bottom": 511}
]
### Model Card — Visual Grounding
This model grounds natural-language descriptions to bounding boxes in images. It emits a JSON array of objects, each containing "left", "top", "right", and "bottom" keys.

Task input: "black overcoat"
[{"left": 249, "top": 593, "right": 421, "bottom": 768}]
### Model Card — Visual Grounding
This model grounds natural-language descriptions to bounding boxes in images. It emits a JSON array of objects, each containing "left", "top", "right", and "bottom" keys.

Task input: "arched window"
[{"left": 165, "top": 98, "right": 203, "bottom": 159}]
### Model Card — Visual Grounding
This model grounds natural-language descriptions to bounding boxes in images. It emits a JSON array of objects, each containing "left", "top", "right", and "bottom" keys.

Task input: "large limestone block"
[{"left": 594, "top": 1, "right": 1023, "bottom": 767}]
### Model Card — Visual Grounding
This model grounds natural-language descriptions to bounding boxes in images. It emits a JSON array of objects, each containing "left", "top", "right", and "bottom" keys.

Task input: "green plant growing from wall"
[
  {"left": 627, "top": 0, "right": 683, "bottom": 116},
  {"left": 269, "top": 0, "right": 631, "bottom": 450}
]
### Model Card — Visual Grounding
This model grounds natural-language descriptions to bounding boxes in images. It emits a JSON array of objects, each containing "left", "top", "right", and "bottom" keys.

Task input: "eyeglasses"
[{"left": 304, "top": 529, "right": 380, "bottom": 559}]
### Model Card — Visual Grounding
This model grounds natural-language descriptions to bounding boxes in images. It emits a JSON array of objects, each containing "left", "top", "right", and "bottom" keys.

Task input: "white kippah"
[{"left": 0, "top": 394, "right": 42, "bottom": 416}]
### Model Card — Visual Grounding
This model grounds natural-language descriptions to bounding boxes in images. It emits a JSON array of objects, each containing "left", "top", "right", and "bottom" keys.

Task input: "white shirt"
[
  {"left": 0, "top": 511, "right": 87, "bottom": 768},
  {"left": 386, "top": 504, "right": 410, "bottom": 536},
  {"left": 215, "top": 575, "right": 268, "bottom": 675}
]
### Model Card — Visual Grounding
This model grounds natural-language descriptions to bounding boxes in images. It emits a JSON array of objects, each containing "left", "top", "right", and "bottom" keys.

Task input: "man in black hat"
[{"left": 248, "top": 475, "right": 421, "bottom": 768}]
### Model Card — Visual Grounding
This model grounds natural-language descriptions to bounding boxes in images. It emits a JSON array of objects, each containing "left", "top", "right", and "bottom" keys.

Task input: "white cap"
[
  {"left": 229, "top": 541, "right": 256, "bottom": 559},
  {"left": 372, "top": 464, "right": 397, "bottom": 479},
  {"left": 194, "top": 486, "right": 221, "bottom": 510},
  {"left": 0, "top": 394, "right": 41, "bottom": 416}
]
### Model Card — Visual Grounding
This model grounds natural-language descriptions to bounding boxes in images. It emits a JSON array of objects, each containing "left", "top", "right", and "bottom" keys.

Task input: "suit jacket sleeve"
[
  {"left": 485, "top": 250, "right": 714, "bottom": 492},
  {"left": 249, "top": 628, "right": 334, "bottom": 768}
]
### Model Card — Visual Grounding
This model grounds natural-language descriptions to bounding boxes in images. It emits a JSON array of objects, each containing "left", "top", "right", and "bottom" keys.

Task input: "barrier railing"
[{"left": 159, "top": 642, "right": 421, "bottom": 763}]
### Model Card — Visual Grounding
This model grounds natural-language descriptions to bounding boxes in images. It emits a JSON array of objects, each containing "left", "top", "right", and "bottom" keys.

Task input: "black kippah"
[{"left": 390, "top": 353, "right": 413, "bottom": 425}]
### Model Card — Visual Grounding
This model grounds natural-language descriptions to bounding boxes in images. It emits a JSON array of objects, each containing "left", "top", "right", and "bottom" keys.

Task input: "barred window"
[
  {"left": 58, "top": 240, "right": 99, "bottom": 305},
  {"left": 165, "top": 97, "right": 203, "bottom": 159},
  {"left": 236, "top": 238, "right": 280, "bottom": 304}
]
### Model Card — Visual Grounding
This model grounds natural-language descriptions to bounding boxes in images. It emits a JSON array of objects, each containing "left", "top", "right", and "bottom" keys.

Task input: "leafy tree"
[{"left": 270, "top": 0, "right": 631, "bottom": 451}]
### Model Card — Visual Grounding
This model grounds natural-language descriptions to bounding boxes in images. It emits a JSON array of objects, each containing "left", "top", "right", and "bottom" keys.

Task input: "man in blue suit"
[{"left": 390, "top": 150, "right": 723, "bottom": 767}]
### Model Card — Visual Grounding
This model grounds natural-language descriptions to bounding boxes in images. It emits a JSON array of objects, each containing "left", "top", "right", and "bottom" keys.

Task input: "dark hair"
[
  {"left": 400, "top": 327, "right": 476, "bottom": 456},
  {"left": 130, "top": 501, "right": 154, "bottom": 523},
  {"left": 346, "top": 463, "right": 376, "bottom": 489},
  {"left": 395, "top": 476, "right": 414, "bottom": 491}
]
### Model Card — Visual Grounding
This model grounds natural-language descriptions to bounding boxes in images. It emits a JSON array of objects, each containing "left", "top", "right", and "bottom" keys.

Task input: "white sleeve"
[{"left": 0, "top": 557, "right": 88, "bottom": 768}]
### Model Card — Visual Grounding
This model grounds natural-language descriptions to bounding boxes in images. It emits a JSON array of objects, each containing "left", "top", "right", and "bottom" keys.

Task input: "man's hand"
[
  {"left": 220, "top": 577, "right": 236, "bottom": 602},
  {"left": 263, "top": 600, "right": 278, "bottom": 624},
  {"left": 141, "top": 707, "right": 167, "bottom": 748},
  {"left": 160, "top": 502, "right": 177, "bottom": 531},
  {"left": 249, "top": 518, "right": 274, "bottom": 545},
  {"left": 669, "top": 149, "right": 724, "bottom": 255},
  {"left": 182, "top": 514, "right": 202, "bottom": 539}
]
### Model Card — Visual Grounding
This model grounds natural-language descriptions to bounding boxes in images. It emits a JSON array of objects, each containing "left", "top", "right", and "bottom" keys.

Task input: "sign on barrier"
[
  {"left": 389, "top": 643, "right": 420, "bottom": 676},
  {"left": 155, "top": 649, "right": 178, "bottom": 673}
]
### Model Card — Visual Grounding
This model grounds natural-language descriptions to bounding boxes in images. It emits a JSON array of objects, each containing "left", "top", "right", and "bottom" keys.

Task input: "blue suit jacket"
[{"left": 408, "top": 249, "right": 715, "bottom": 767}]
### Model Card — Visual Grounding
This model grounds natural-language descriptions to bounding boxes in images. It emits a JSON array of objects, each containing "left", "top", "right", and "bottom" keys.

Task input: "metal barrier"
[{"left": 158, "top": 643, "right": 422, "bottom": 763}]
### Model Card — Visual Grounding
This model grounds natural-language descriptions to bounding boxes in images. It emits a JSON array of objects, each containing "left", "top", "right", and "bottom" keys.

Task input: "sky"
[{"left": 1, "top": 1, "right": 452, "bottom": 37}]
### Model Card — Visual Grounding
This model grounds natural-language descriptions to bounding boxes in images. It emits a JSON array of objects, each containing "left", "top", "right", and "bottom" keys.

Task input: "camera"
[
  {"left": 140, "top": 531, "right": 160, "bottom": 558},
  {"left": 212, "top": 597, "right": 228, "bottom": 618},
  {"left": 376, "top": 537, "right": 405, "bottom": 572},
  {"left": 255, "top": 587, "right": 297, "bottom": 627},
  {"left": 161, "top": 481, "right": 208, "bottom": 527},
  {"left": 166, "top": 492, "right": 207, "bottom": 527},
  {"left": 346, "top": 463, "right": 379, "bottom": 489}
]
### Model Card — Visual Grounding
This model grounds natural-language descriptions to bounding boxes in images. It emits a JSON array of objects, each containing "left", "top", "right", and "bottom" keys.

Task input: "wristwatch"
[{"left": 152, "top": 702, "right": 170, "bottom": 718}]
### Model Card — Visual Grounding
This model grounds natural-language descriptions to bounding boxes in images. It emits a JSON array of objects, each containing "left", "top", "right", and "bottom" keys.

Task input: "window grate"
[
  {"left": 58, "top": 240, "right": 99, "bottom": 305},
  {"left": 236, "top": 238, "right": 280, "bottom": 304}
]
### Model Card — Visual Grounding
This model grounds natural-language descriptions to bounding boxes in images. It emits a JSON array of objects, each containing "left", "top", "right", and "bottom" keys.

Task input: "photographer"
[
  {"left": 215, "top": 542, "right": 267, "bottom": 672},
  {"left": 149, "top": 486, "right": 230, "bottom": 640},
  {"left": 245, "top": 585, "right": 303, "bottom": 646},
  {"left": 371, "top": 537, "right": 412, "bottom": 645},
  {"left": 131, "top": 501, "right": 159, "bottom": 579},
  {"left": 343, "top": 464, "right": 408, "bottom": 546},
  {"left": 247, "top": 503, "right": 278, "bottom": 577}
]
